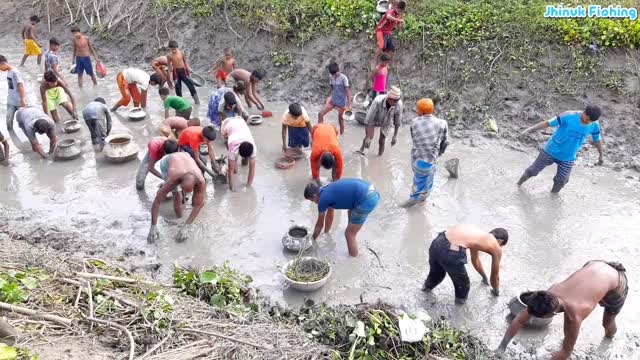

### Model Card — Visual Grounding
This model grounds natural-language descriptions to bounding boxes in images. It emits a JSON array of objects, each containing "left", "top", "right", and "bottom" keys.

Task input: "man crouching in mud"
[
  {"left": 147, "top": 152, "right": 206, "bottom": 244},
  {"left": 496, "top": 261, "right": 628, "bottom": 360},
  {"left": 422, "top": 224, "right": 508, "bottom": 304}
]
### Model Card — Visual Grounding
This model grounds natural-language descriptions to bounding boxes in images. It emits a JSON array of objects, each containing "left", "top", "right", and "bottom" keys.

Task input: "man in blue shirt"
[
  {"left": 304, "top": 179, "right": 380, "bottom": 257},
  {"left": 517, "top": 105, "right": 604, "bottom": 193}
]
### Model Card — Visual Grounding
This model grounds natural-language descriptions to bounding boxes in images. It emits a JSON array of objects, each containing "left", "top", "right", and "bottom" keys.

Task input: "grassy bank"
[{"left": 154, "top": 0, "right": 640, "bottom": 49}]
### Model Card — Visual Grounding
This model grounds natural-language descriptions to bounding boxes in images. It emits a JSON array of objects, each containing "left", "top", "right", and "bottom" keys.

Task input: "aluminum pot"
[
  {"left": 63, "top": 119, "right": 81, "bottom": 133},
  {"left": 128, "top": 107, "right": 147, "bottom": 122},
  {"left": 508, "top": 292, "right": 553, "bottom": 327},
  {"left": 104, "top": 134, "right": 140, "bottom": 163},
  {"left": 54, "top": 139, "right": 82, "bottom": 161},
  {"left": 282, "top": 257, "right": 332, "bottom": 292},
  {"left": 282, "top": 225, "right": 312, "bottom": 252}
]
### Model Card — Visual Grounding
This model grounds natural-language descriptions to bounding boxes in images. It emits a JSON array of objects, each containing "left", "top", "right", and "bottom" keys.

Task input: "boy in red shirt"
[{"left": 374, "top": 1, "right": 406, "bottom": 63}]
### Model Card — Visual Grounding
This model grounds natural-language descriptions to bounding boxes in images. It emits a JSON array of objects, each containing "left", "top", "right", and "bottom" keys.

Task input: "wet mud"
[{"left": 1, "top": 42, "right": 640, "bottom": 359}]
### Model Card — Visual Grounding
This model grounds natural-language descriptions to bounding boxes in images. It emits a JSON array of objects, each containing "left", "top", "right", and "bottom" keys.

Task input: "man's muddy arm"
[
  {"left": 497, "top": 310, "right": 530, "bottom": 352},
  {"left": 312, "top": 211, "right": 326, "bottom": 240},
  {"left": 490, "top": 250, "right": 502, "bottom": 295},
  {"left": 61, "top": 82, "right": 77, "bottom": 111},
  {"left": 164, "top": 108, "right": 171, "bottom": 119},
  {"left": 104, "top": 110, "right": 112, "bottom": 135},
  {"left": 252, "top": 84, "right": 264, "bottom": 109},
  {"left": 194, "top": 150, "right": 216, "bottom": 177},
  {"left": 31, "top": 139, "right": 46, "bottom": 159},
  {"left": 88, "top": 38, "right": 98, "bottom": 60},
  {"left": 147, "top": 158, "right": 164, "bottom": 180},
  {"left": 17, "top": 83, "right": 26, "bottom": 107},
  {"left": 247, "top": 158, "right": 256, "bottom": 186},
  {"left": 551, "top": 316, "right": 581, "bottom": 360},
  {"left": 470, "top": 249, "right": 487, "bottom": 283},
  {"left": 39, "top": 85, "right": 48, "bottom": 113},
  {"left": 71, "top": 41, "right": 77, "bottom": 64},
  {"left": 594, "top": 140, "right": 604, "bottom": 165},
  {"left": 281, "top": 124, "right": 287, "bottom": 150},
  {"left": 520, "top": 120, "right": 550, "bottom": 136}
]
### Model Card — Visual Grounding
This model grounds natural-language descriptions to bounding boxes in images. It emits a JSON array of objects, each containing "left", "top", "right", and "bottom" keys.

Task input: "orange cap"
[{"left": 416, "top": 98, "right": 434, "bottom": 115}]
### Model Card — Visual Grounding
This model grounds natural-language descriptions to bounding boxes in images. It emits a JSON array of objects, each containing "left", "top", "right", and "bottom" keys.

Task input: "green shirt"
[{"left": 164, "top": 96, "right": 191, "bottom": 111}]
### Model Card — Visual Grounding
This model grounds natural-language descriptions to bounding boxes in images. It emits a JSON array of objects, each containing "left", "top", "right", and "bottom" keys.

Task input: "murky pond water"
[{"left": 1, "top": 43, "right": 639, "bottom": 358}]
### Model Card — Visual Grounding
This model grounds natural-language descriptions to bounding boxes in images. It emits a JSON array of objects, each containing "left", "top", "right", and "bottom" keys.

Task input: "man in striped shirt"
[{"left": 400, "top": 98, "right": 449, "bottom": 208}]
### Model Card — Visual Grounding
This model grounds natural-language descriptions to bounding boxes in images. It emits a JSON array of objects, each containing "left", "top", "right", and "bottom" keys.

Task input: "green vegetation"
[
  {"left": 0, "top": 268, "right": 45, "bottom": 304},
  {"left": 172, "top": 262, "right": 255, "bottom": 311},
  {"left": 0, "top": 344, "right": 38, "bottom": 360},
  {"left": 153, "top": 0, "right": 640, "bottom": 49}
]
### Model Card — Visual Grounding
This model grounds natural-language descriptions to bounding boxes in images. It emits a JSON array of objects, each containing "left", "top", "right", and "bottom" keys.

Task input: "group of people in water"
[{"left": 0, "top": 6, "right": 628, "bottom": 359}]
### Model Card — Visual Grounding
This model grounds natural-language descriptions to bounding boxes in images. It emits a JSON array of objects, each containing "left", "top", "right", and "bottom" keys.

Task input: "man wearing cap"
[
  {"left": 304, "top": 178, "right": 380, "bottom": 257},
  {"left": 517, "top": 104, "right": 604, "bottom": 193},
  {"left": 357, "top": 86, "right": 403, "bottom": 156},
  {"left": 400, "top": 98, "right": 449, "bottom": 208},
  {"left": 310, "top": 122, "right": 343, "bottom": 183}
]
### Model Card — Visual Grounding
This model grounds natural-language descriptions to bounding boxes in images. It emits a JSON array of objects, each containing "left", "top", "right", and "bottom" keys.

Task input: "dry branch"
[
  {"left": 0, "top": 302, "right": 72, "bottom": 327},
  {"left": 179, "top": 327, "right": 271, "bottom": 350},
  {"left": 86, "top": 317, "right": 135, "bottom": 360}
]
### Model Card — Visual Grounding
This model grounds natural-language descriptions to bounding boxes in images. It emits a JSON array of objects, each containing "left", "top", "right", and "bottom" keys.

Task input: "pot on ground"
[
  {"left": 104, "top": 134, "right": 140, "bottom": 163},
  {"left": 508, "top": 291, "right": 553, "bottom": 327},
  {"left": 128, "top": 107, "right": 147, "bottom": 121},
  {"left": 54, "top": 139, "right": 82, "bottom": 161},
  {"left": 355, "top": 111, "right": 367, "bottom": 125},
  {"left": 282, "top": 225, "right": 312, "bottom": 252},
  {"left": 283, "top": 257, "right": 331, "bottom": 292},
  {"left": 63, "top": 119, "right": 81, "bottom": 133}
]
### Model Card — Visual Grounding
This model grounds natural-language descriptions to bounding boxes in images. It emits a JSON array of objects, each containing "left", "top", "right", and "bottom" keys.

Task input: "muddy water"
[{"left": 1, "top": 43, "right": 639, "bottom": 358}]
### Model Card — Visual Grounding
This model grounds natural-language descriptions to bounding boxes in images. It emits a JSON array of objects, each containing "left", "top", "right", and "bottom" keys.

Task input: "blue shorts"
[
  {"left": 349, "top": 190, "right": 380, "bottom": 225},
  {"left": 75, "top": 56, "right": 94, "bottom": 76}
]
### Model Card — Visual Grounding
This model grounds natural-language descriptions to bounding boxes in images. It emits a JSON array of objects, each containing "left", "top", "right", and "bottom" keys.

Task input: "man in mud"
[
  {"left": 496, "top": 261, "right": 628, "bottom": 360},
  {"left": 15, "top": 106, "right": 56, "bottom": 159},
  {"left": 40, "top": 70, "right": 78, "bottom": 124},
  {"left": 228, "top": 69, "right": 266, "bottom": 110},
  {"left": 44, "top": 37, "right": 66, "bottom": 85},
  {"left": 21, "top": 15, "right": 42, "bottom": 66},
  {"left": 82, "top": 97, "right": 112, "bottom": 151},
  {"left": 151, "top": 55, "right": 170, "bottom": 85},
  {"left": 177, "top": 125, "right": 220, "bottom": 177},
  {"left": 166, "top": 40, "right": 199, "bottom": 104},
  {"left": 422, "top": 224, "right": 508, "bottom": 304},
  {"left": 136, "top": 137, "right": 179, "bottom": 190},
  {"left": 71, "top": 26, "right": 99, "bottom": 88},
  {"left": 357, "top": 86, "right": 403, "bottom": 156},
  {"left": 221, "top": 116, "right": 257, "bottom": 191},
  {"left": 111, "top": 68, "right": 163, "bottom": 111},
  {"left": 517, "top": 104, "right": 604, "bottom": 193},
  {"left": 0, "top": 55, "right": 27, "bottom": 131},
  {"left": 304, "top": 178, "right": 380, "bottom": 257},
  {"left": 310, "top": 122, "right": 343, "bottom": 184},
  {"left": 147, "top": 152, "right": 206, "bottom": 244}
]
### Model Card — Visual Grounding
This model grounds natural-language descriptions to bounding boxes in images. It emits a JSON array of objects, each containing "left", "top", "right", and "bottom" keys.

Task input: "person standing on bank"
[
  {"left": 497, "top": 261, "right": 628, "bottom": 360},
  {"left": 422, "top": 224, "right": 508, "bottom": 304},
  {"left": 517, "top": 105, "right": 604, "bottom": 193},
  {"left": 304, "top": 178, "right": 380, "bottom": 257},
  {"left": 400, "top": 98, "right": 448, "bottom": 208},
  {"left": 357, "top": 86, "right": 403, "bottom": 156}
]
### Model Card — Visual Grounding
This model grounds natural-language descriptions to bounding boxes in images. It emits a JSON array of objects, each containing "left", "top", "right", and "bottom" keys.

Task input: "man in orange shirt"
[
  {"left": 310, "top": 123, "right": 343, "bottom": 184},
  {"left": 177, "top": 126, "right": 220, "bottom": 177}
]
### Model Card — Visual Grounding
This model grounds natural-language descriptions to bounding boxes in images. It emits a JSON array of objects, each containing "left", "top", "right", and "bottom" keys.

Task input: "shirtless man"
[
  {"left": 40, "top": 70, "right": 77, "bottom": 123},
  {"left": 21, "top": 16, "right": 42, "bottom": 66},
  {"left": 151, "top": 55, "right": 170, "bottom": 85},
  {"left": 227, "top": 69, "right": 266, "bottom": 110},
  {"left": 147, "top": 152, "right": 206, "bottom": 244},
  {"left": 422, "top": 224, "right": 509, "bottom": 304},
  {"left": 71, "top": 26, "right": 99, "bottom": 88},
  {"left": 166, "top": 40, "right": 199, "bottom": 104},
  {"left": 497, "top": 261, "right": 628, "bottom": 360},
  {"left": 207, "top": 48, "right": 236, "bottom": 88}
]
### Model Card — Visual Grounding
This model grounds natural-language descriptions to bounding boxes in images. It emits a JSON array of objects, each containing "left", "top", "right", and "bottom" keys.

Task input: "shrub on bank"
[{"left": 154, "top": 0, "right": 640, "bottom": 49}]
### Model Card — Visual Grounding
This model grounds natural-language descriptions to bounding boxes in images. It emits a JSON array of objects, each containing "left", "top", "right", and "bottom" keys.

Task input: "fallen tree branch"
[
  {"left": 0, "top": 302, "right": 72, "bottom": 327},
  {"left": 86, "top": 317, "right": 135, "bottom": 360},
  {"left": 75, "top": 272, "right": 159, "bottom": 286},
  {"left": 179, "top": 327, "right": 271, "bottom": 350},
  {"left": 60, "top": 278, "right": 140, "bottom": 309},
  {"left": 135, "top": 333, "right": 171, "bottom": 360}
]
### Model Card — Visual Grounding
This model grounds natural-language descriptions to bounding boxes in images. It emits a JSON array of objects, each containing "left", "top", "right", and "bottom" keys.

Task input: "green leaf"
[
  {"left": 20, "top": 277, "right": 38, "bottom": 290},
  {"left": 210, "top": 294, "right": 226, "bottom": 307},
  {"left": 200, "top": 271, "right": 220, "bottom": 285},
  {"left": 0, "top": 344, "right": 17, "bottom": 360}
]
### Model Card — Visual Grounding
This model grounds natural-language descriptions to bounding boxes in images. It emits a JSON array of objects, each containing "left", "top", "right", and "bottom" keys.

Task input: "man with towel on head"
[{"left": 357, "top": 86, "right": 403, "bottom": 156}]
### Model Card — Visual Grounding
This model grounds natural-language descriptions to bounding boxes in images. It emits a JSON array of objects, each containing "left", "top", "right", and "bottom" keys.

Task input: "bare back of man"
[
  {"left": 167, "top": 50, "right": 187, "bottom": 69},
  {"left": 447, "top": 224, "right": 500, "bottom": 253}
]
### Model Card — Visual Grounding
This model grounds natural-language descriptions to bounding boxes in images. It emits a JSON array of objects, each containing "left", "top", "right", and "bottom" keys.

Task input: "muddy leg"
[
  {"left": 50, "top": 109, "right": 61, "bottom": 123},
  {"left": 345, "top": 223, "right": 363, "bottom": 257},
  {"left": 37, "top": 53, "right": 42, "bottom": 65},
  {"left": 317, "top": 99, "right": 333, "bottom": 123},
  {"left": 358, "top": 126, "right": 375, "bottom": 153},
  {"left": 20, "top": 54, "right": 28, "bottom": 66},
  {"left": 337, "top": 107, "right": 345, "bottom": 135},
  {"left": 378, "top": 132, "right": 386, "bottom": 156},
  {"left": 603, "top": 312, "right": 618, "bottom": 338},
  {"left": 173, "top": 191, "right": 183, "bottom": 218},
  {"left": 61, "top": 102, "right": 76, "bottom": 119}
]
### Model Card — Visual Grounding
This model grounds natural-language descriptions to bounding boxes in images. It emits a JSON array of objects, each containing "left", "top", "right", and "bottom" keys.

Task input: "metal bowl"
[
  {"left": 275, "top": 156, "right": 295, "bottom": 170},
  {"left": 508, "top": 292, "right": 553, "bottom": 327},
  {"left": 282, "top": 257, "right": 332, "bottom": 292},
  {"left": 377, "top": 0, "right": 389, "bottom": 13},
  {"left": 54, "top": 139, "right": 82, "bottom": 161},
  {"left": 355, "top": 111, "right": 367, "bottom": 125},
  {"left": 190, "top": 72, "right": 206, "bottom": 87},
  {"left": 344, "top": 110, "right": 355, "bottom": 122},
  {"left": 353, "top": 92, "right": 367, "bottom": 106},
  {"left": 248, "top": 115, "right": 263, "bottom": 125},
  {"left": 282, "top": 225, "right": 312, "bottom": 252},
  {"left": 284, "top": 147, "right": 303, "bottom": 159},
  {"left": 128, "top": 108, "right": 147, "bottom": 121},
  {"left": 63, "top": 120, "right": 81, "bottom": 133}
]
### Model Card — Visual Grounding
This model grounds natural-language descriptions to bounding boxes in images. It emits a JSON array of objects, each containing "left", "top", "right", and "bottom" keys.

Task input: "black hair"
[
  {"left": 304, "top": 182, "right": 320, "bottom": 200},
  {"left": 320, "top": 152, "right": 335, "bottom": 169},
  {"left": 238, "top": 142, "right": 254, "bottom": 158},
  {"left": 525, "top": 291, "right": 559, "bottom": 318},
  {"left": 30, "top": 15, "right": 40, "bottom": 23},
  {"left": 168, "top": 40, "right": 179, "bottom": 48},
  {"left": 70, "top": 25, "right": 80, "bottom": 33},
  {"left": 396, "top": 1, "right": 406, "bottom": 11},
  {"left": 202, "top": 126, "right": 217, "bottom": 141},
  {"left": 233, "top": 81, "right": 245, "bottom": 93},
  {"left": 158, "top": 87, "right": 170, "bottom": 96},
  {"left": 380, "top": 53, "right": 392, "bottom": 62},
  {"left": 251, "top": 69, "right": 266, "bottom": 80},
  {"left": 163, "top": 139, "right": 178, "bottom": 154},
  {"left": 44, "top": 70, "right": 57, "bottom": 82},
  {"left": 584, "top": 104, "right": 602, "bottom": 122},
  {"left": 289, "top": 103, "right": 302, "bottom": 117},
  {"left": 490, "top": 228, "right": 509, "bottom": 245},
  {"left": 0, "top": 55, "right": 7, "bottom": 64},
  {"left": 224, "top": 91, "right": 237, "bottom": 105},
  {"left": 328, "top": 62, "right": 339, "bottom": 75},
  {"left": 49, "top": 37, "right": 60, "bottom": 46},
  {"left": 149, "top": 73, "right": 164, "bottom": 86},
  {"left": 94, "top": 97, "right": 106, "bottom": 104},
  {"left": 34, "top": 119, "right": 51, "bottom": 133}
]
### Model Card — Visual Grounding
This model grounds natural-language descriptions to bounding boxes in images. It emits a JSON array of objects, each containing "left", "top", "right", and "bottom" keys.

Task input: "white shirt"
[{"left": 122, "top": 68, "right": 150, "bottom": 90}]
